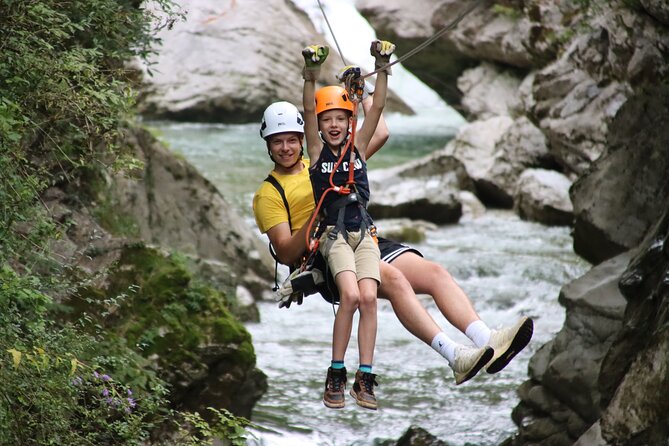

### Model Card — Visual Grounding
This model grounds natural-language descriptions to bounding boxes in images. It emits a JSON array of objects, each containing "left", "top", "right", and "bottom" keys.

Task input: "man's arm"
[
  {"left": 266, "top": 221, "right": 311, "bottom": 266},
  {"left": 362, "top": 93, "right": 389, "bottom": 159}
]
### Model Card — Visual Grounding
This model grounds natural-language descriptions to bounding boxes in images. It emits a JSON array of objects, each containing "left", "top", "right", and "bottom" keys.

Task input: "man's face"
[
  {"left": 318, "top": 109, "right": 351, "bottom": 148},
  {"left": 268, "top": 132, "right": 303, "bottom": 169}
]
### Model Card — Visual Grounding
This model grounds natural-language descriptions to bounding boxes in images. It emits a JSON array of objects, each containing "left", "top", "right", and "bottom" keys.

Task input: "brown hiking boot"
[
  {"left": 350, "top": 370, "right": 378, "bottom": 410},
  {"left": 323, "top": 367, "right": 347, "bottom": 409}
]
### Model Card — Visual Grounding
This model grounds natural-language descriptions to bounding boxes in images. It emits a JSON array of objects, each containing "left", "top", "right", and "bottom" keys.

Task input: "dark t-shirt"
[{"left": 309, "top": 144, "right": 371, "bottom": 230}]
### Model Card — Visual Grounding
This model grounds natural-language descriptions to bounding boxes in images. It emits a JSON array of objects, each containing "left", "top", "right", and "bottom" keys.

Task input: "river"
[{"left": 150, "top": 115, "right": 589, "bottom": 446}]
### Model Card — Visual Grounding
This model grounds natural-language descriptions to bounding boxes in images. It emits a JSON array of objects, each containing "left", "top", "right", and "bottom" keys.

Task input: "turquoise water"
[{"left": 150, "top": 119, "right": 589, "bottom": 446}]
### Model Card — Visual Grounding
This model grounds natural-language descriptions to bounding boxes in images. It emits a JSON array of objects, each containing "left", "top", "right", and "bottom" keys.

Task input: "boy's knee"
[
  {"left": 339, "top": 289, "right": 360, "bottom": 308},
  {"left": 358, "top": 291, "right": 377, "bottom": 309}
]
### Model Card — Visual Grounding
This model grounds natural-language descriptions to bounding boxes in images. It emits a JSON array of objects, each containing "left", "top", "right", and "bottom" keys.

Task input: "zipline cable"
[
  {"left": 317, "top": 0, "right": 348, "bottom": 66},
  {"left": 316, "top": 0, "right": 489, "bottom": 79},
  {"left": 365, "top": 0, "right": 488, "bottom": 78}
]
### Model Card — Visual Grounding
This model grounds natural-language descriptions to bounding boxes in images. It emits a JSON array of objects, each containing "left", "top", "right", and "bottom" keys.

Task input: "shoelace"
[
  {"left": 329, "top": 371, "right": 346, "bottom": 392},
  {"left": 360, "top": 372, "right": 378, "bottom": 394}
]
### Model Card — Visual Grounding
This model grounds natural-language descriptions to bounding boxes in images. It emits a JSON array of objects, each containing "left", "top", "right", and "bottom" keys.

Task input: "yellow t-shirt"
[{"left": 253, "top": 160, "right": 315, "bottom": 234}]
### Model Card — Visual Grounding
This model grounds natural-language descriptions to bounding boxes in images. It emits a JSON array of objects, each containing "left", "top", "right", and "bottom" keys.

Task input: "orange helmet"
[{"left": 315, "top": 86, "right": 354, "bottom": 115}]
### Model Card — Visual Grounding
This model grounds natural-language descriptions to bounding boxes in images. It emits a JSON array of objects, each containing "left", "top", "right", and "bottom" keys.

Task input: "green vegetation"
[{"left": 0, "top": 1, "right": 254, "bottom": 444}]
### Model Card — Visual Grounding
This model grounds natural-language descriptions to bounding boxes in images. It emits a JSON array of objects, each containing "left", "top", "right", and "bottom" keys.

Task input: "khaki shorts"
[{"left": 318, "top": 227, "right": 381, "bottom": 284}]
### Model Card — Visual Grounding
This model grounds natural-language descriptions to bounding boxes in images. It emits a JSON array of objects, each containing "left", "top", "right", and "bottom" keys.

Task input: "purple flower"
[
  {"left": 102, "top": 388, "right": 109, "bottom": 397},
  {"left": 127, "top": 389, "right": 133, "bottom": 396},
  {"left": 101, "top": 374, "right": 111, "bottom": 382},
  {"left": 93, "top": 371, "right": 100, "bottom": 379},
  {"left": 127, "top": 397, "right": 136, "bottom": 408}
]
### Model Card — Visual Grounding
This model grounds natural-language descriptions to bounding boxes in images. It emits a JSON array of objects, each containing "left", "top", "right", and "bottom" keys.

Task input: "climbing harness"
[{"left": 316, "top": 0, "right": 489, "bottom": 79}]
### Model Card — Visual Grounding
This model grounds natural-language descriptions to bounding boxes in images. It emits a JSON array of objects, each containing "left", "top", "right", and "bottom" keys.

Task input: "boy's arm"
[
  {"left": 356, "top": 40, "right": 395, "bottom": 159},
  {"left": 302, "top": 45, "right": 329, "bottom": 164}
]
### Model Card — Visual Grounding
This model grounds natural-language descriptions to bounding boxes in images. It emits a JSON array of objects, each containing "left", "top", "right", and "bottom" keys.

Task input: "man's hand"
[
  {"left": 370, "top": 40, "right": 396, "bottom": 74},
  {"left": 275, "top": 268, "right": 324, "bottom": 309},
  {"left": 335, "top": 65, "right": 361, "bottom": 83},
  {"left": 302, "top": 45, "right": 329, "bottom": 81},
  {"left": 278, "top": 291, "right": 304, "bottom": 309}
]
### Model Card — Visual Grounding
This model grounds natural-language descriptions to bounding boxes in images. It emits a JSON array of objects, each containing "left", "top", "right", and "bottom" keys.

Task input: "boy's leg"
[
  {"left": 356, "top": 277, "right": 378, "bottom": 366},
  {"left": 332, "top": 270, "right": 359, "bottom": 361},
  {"left": 351, "top": 275, "right": 379, "bottom": 410},
  {"left": 350, "top": 232, "right": 380, "bottom": 409},
  {"left": 320, "top": 230, "right": 359, "bottom": 409},
  {"left": 351, "top": 231, "right": 381, "bottom": 366}
]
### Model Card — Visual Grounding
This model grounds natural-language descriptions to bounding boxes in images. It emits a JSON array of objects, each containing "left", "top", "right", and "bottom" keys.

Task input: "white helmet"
[{"left": 259, "top": 101, "right": 304, "bottom": 140}]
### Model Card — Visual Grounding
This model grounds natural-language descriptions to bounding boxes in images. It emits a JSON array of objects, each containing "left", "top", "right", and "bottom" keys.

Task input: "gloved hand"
[
  {"left": 278, "top": 291, "right": 304, "bottom": 309},
  {"left": 370, "top": 40, "right": 396, "bottom": 74},
  {"left": 336, "top": 65, "right": 366, "bottom": 101},
  {"left": 275, "top": 268, "right": 325, "bottom": 309},
  {"left": 337, "top": 66, "right": 375, "bottom": 100},
  {"left": 302, "top": 44, "right": 329, "bottom": 81},
  {"left": 335, "top": 65, "right": 362, "bottom": 83}
]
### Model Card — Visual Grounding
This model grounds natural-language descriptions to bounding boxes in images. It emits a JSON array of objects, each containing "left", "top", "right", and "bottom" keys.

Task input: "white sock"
[
  {"left": 430, "top": 332, "right": 458, "bottom": 366},
  {"left": 465, "top": 320, "right": 492, "bottom": 348}
]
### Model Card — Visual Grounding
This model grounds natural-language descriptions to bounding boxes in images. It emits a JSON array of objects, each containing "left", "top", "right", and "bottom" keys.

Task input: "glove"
[
  {"left": 336, "top": 65, "right": 366, "bottom": 101},
  {"left": 278, "top": 290, "right": 303, "bottom": 309},
  {"left": 337, "top": 66, "right": 375, "bottom": 100},
  {"left": 302, "top": 45, "right": 329, "bottom": 81},
  {"left": 335, "top": 65, "right": 362, "bottom": 83},
  {"left": 370, "top": 40, "right": 396, "bottom": 75},
  {"left": 275, "top": 268, "right": 325, "bottom": 309}
]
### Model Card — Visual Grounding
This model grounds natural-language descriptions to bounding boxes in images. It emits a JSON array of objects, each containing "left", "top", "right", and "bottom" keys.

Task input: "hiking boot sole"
[
  {"left": 323, "top": 398, "right": 345, "bottom": 409},
  {"left": 487, "top": 317, "right": 534, "bottom": 374},
  {"left": 349, "top": 389, "right": 377, "bottom": 410},
  {"left": 455, "top": 346, "right": 494, "bottom": 385}
]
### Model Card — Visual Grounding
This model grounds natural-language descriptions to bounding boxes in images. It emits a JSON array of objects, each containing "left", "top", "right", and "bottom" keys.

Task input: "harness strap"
[
  {"left": 320, "top": 191, "right": 375, "bottom": 254},
  {"left": 264, "top": 175, "right": 292, "bottom": 230},
  {"left": 264, "top": 175, "right": 293, "bottom": 290}
]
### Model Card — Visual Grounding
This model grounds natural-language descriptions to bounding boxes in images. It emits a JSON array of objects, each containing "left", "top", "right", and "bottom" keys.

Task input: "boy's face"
[
  {"left": 318, "top": 109, "right": 351, "bottom": 148},
  {"left": 267, "top": 132, "right": 303, "bottom": 170}
]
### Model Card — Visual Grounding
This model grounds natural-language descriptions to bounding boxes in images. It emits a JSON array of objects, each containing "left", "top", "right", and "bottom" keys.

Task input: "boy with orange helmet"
[{"left": 300, "top": 41, "right": 395, "bottom": 410}]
